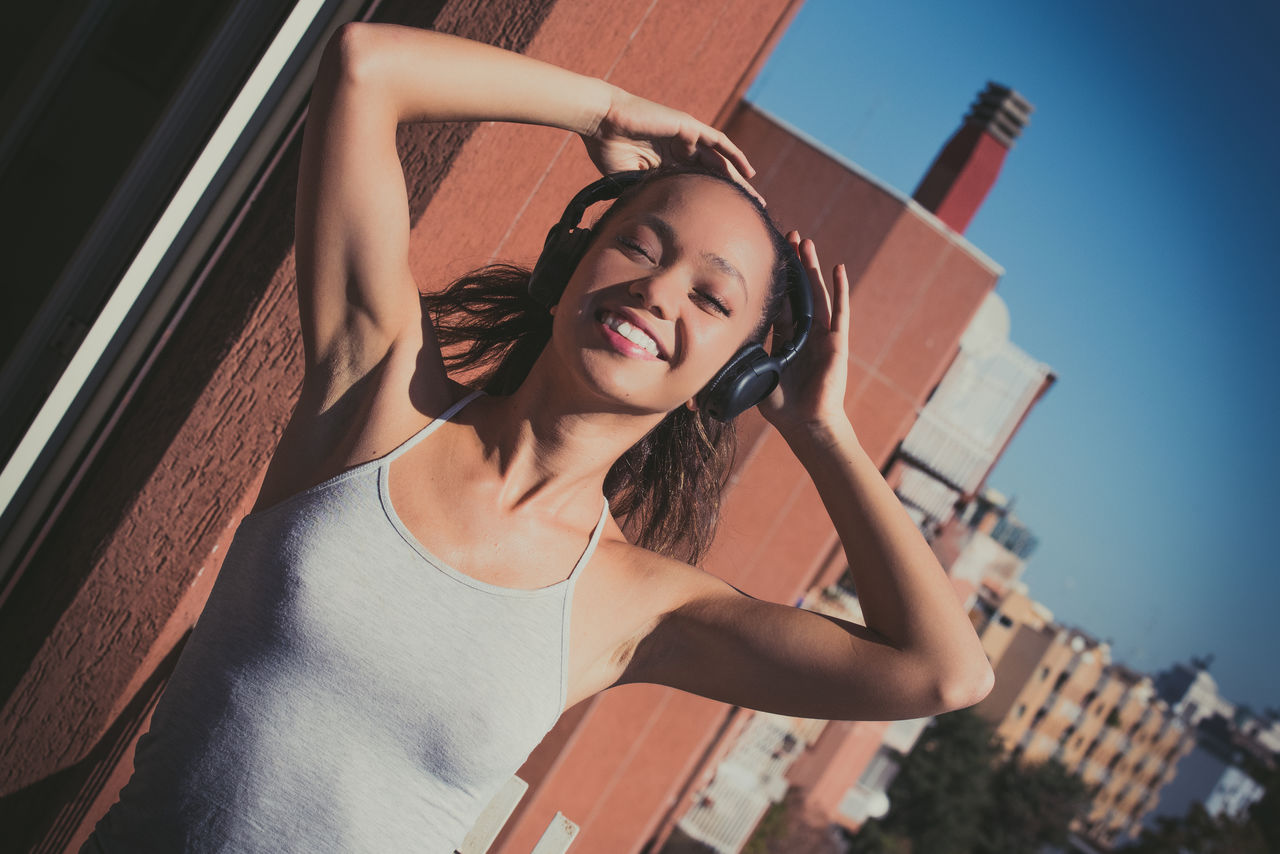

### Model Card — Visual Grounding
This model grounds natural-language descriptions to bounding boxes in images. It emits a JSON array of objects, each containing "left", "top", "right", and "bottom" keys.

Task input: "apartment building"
[{"left": 971, "top": 589, "right": 1195, "bottom": 848}]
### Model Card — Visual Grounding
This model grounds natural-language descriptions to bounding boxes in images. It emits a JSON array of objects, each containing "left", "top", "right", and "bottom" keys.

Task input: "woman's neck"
[{"left": 466, "top": 365, "right": 664, "bottom": 516}]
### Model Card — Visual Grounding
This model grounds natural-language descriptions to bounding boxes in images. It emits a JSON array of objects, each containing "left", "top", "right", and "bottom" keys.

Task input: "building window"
[
  {"left": 0, "top": 0, "right": 363, "bottom": 582},
  {"left": 1, "top": 0, "right": 297, "bottom": 459}
]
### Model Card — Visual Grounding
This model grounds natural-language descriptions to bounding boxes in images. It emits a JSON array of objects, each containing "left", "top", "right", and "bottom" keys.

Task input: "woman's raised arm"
[
  {"left": 616, "top": 237, "right": 994, "bottom": 721},
  {"left": 295, "top": 23, "right": 756, "bottom": 406},
  {"left": 294, "top": 23, "right": 613, "bottom": 405}
]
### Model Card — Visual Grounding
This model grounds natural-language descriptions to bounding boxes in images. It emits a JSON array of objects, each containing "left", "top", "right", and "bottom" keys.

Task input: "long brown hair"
[{"left": 422, "top": 165, "right": 793, "bottom": 564}]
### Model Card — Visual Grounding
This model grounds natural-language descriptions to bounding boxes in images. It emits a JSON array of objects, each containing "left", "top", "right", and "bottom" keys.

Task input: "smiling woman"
[
  {"left": 423, "top": 165, "right": 797, "bottom": 564},
  {"left": 81, "top": 20, "right": 993, "bottom": 854}
]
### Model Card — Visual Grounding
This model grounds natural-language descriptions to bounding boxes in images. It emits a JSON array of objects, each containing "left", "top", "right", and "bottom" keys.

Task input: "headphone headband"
[
  {"left": 559, "top": 172, "right": 648, "bottom": 230},
  {"left": 527, "top": 170, "right": 812, "bottom": 421}
]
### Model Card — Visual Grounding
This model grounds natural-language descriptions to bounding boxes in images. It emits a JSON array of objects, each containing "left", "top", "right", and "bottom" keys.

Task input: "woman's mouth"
[{"left": 598, "top": 310, "right": 664, "bottom": 361}]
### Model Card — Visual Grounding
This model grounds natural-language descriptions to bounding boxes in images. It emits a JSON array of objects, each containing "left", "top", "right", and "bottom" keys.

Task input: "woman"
[{"left": 85, "top": 21, "right": 993, "bottom": 853}]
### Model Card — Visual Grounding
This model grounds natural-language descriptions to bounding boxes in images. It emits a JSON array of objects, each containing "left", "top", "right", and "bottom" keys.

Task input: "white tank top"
[{"left": 87, "top": 390, "right": 609, "bottom": 853}]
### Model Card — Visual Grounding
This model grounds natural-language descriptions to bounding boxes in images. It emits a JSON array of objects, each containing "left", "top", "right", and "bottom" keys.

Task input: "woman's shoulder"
[
  {"left": 260, "top": 358, "right": 470, "bottom": 511},
  {"left": 593, "top": 532, "right": 731, "bottom": 619}
]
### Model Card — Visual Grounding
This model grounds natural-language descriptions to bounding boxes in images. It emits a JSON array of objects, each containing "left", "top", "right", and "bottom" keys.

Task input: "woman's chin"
[{"left": 537, "top": 341, "right": 695, "bottom": 417}]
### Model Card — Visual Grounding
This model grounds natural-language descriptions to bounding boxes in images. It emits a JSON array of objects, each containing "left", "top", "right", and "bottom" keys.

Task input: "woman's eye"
[
  {"left": 616, "top": 236, "right": 652, "bottom": 261},
  {"left": 694, "top": 290, "right": 731, "bottom": 317}
]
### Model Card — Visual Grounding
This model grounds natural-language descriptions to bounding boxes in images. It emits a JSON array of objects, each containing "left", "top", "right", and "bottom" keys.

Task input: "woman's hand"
[
  {"left": 580, "top": 88, "right": 764, "bottom": 204},
  {"left": 758, "top": 232, "right": 853, "bottom": 438}
]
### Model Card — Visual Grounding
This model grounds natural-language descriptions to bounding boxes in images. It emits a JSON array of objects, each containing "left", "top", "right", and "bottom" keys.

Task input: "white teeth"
[{"left": 604, "top": 312, "right": 660, "bottom": 357}]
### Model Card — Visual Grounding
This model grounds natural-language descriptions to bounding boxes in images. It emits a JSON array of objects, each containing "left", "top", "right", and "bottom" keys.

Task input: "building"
[
  {"left": 885, "top": 83, "right": 1053, "bottom": 539},
  {"left": 672, "top": 707, "right": 828, "bottom": 853},
  {"left": 892, "top": 292, "right": 1055, "bottom": 536},
  {"left": 1154, "top": 660, "right": 1237, "bottom": 726},
  {"left": 969, "top": 588, "right": 1196, "bottom": 849},
  {"left": 1238, "top": 711, "right": 1280, "bottom": 758},
  {"left": 1142, "top": 741, "right": 1265, "bottom": 833},
  {"left": 1138, "top": 704, "right": 1270, "bottom": 842},
  {"left": 932, "top": 486, "right": 1039, "bottom": 596}
]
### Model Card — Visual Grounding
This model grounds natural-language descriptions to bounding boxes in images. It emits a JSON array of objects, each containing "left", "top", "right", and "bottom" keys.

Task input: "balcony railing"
[{"left": 456, "top": 776, "right": 578, "bottom": 854}]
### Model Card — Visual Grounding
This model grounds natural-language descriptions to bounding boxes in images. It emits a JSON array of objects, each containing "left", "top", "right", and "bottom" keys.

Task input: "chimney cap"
[{"left": 966, "top": 82, "right": 1034, "bottom": 147}]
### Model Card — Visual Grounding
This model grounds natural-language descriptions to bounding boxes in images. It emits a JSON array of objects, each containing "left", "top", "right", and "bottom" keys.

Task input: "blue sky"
[{"left": 747, "top": 0, "right": 1280, "bottom": 712}]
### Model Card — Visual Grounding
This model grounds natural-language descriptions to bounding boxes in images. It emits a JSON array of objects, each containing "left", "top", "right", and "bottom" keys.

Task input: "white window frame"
[{"left": 0, "top": 0, "right": 376, "bottom": 585}]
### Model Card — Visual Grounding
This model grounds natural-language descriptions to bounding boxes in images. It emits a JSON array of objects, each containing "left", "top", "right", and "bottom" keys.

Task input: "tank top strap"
[
  {"left": 564, "top": 497, "right": 610, "bottom": 586},
  {"left": 382, "top": 388, "right": 485, "bottom": 464}
]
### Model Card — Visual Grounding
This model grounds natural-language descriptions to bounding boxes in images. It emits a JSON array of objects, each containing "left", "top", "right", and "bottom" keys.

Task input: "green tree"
[
  {"left": 849, "top": 710, "right": 1092, "bottom": 854},
  {"left": 1127, "top": 802, "right": 1270, "bottom": 854},
  {"left": 1249, "top": 763, "right": 1280, "bottom": 852},
  {"left": 844, "top": 820, "right": 909, "bottom": 854},
  {"left": 854, "top": 710, "right": 1000, "bottom": 854},
  {"left": 973, "top": 758, "right": 1089, "bottom": 854}
]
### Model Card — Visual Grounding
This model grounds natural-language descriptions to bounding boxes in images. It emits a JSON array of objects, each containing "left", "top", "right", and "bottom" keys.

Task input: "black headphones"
[{"left": 528, "top": 170, "right": 813, "bottom": 422}]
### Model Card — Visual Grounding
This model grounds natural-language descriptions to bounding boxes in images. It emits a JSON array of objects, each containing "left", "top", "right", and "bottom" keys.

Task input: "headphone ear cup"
[
  {"left": 529, "top": 226, "right": 594, "bottom": 307},
  {"left": 696, "top": 345, "right": 782, "bottom": 422}
]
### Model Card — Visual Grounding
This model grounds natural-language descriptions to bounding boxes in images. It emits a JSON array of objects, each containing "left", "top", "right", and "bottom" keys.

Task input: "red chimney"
[{"left": 913, "top": 82, "right": 1032, "bottom": 234}]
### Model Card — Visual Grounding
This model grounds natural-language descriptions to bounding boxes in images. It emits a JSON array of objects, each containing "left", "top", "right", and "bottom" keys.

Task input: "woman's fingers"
[
  {"left": 831, "top": 262, "right": 851, "bottom": 347},
  {"left": 700, "top": 126, "right": 755, "bottom": 179},
  {"left": 689, "top": 121, "right": 762, "bottom": 204},
  {"left": 693, "top": 145, "right": 766, "bottom": 206},
  {"left": 679, "top": 130, "right": 701, "bottom": 160},
  {"left": 624, "top": 107, "right": 762, "bottom": 203},
  {"left": 793, "top": 235, "right": 833, "bottom": 331},
  {"left": 788, "top": 232, "right": 851, "bottom": 346}
]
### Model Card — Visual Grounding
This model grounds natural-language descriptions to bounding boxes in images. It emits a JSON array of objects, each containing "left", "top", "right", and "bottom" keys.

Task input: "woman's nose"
[{"left": 628, "top": 268, "right": 685, "bottom": 320}]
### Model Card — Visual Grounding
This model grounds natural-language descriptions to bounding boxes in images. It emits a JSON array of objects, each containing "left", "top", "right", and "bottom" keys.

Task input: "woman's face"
[{"left": 549, "top": 174, "right": 776, "bottom": 416}]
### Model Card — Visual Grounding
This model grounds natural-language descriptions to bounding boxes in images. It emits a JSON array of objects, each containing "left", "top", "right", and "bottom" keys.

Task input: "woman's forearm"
[
  {"left": 782, "top": 416, "right": 993, "bottom": 702},
  {"left": 336, "top": 22, "right": 616, "bottom": 135}
]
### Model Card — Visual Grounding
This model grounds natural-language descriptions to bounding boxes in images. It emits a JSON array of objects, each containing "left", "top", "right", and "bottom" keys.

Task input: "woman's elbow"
[
  {"left": 324, "top": 22, "right": 377, "bottom": 86},
  {"left": 937, "top": 659, "right": 995, "bottom": 713}
]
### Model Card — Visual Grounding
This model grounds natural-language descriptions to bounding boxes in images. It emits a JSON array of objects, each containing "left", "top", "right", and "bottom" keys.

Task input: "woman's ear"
[
  {"left": 548, "top": 302, "right": 559, "bottom": 316},
  {"left": 685, "top": 396, "right": 699, "bottom": 412}
]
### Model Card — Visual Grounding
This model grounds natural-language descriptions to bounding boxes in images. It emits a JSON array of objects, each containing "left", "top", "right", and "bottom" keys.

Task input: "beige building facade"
[{"left": 970, "top": 588, "right": 1194, "bottom": 849}]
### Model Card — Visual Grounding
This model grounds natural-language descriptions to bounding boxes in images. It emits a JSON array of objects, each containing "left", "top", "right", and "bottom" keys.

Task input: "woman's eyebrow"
[
  {"left": 702, "top": 253, "right": 747, "bottom": 296},
  {"left": 638, "top": 213, "right": 747, "bottom": 297}
]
